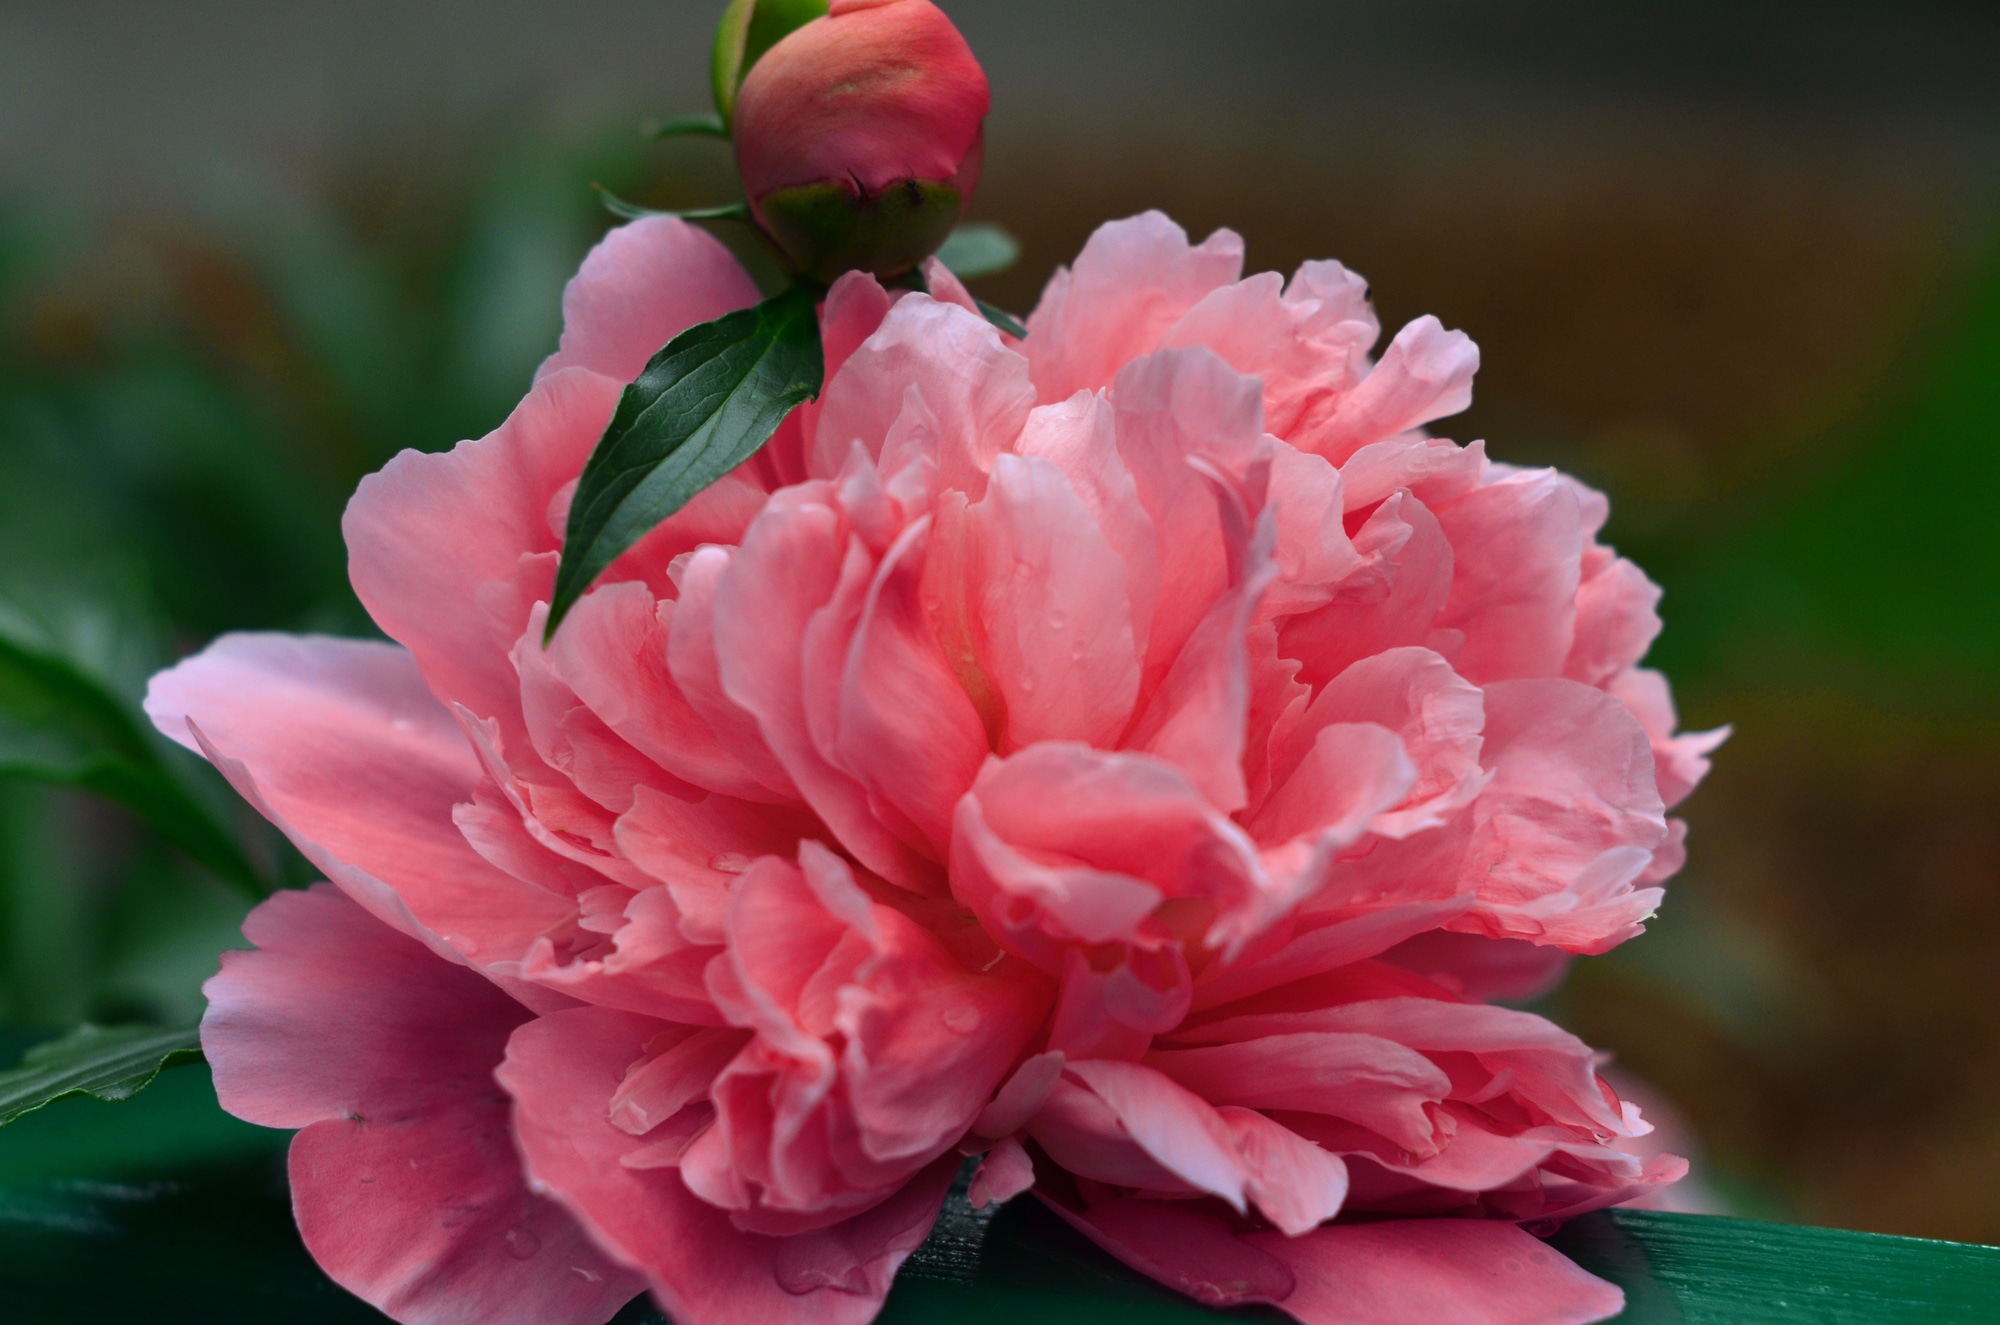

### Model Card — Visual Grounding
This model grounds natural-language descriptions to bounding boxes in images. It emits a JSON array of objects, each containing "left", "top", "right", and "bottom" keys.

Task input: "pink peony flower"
[
  {"left": 148, "top": 210, "right": 1723, "bottom": 1325},
  {"left": 733, "top": 0, "right": 989, "bottom": 280}
]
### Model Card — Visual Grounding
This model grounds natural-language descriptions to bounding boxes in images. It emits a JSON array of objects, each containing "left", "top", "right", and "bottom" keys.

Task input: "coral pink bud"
[{"left": 733, "top": 0, "right": 990, "bottom": 282}]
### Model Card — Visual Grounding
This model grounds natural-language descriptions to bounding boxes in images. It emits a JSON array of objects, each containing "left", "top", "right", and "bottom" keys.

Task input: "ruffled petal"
[
  {"left": 498, "top": 1006, "right": 955, "bottom": 1325},
  {"left": 145, "top": 634, "right": 570, "bottom": 978},
  {"left": 204, "top": 886, "right": 639, "bottom": 1325},
  {"left": 537, "top": 216, "right": 760, "bottom": 384}
]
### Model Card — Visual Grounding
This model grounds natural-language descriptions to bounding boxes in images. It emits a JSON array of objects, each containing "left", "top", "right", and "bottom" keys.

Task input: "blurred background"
[{"left": 2, "top": 0, "right": 1998, "bottom": 1248}]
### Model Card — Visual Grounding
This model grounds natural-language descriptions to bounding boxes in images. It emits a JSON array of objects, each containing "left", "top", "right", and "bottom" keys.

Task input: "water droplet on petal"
[
  {"left": 942, "top": 1003, "right": 981, "bottom": 1034},
  {"left": 708, "top": 853, "right": 753, "bottom": 874},
  {"left": 504, "top": 1226, "right": 541, "bottom": 1260}
]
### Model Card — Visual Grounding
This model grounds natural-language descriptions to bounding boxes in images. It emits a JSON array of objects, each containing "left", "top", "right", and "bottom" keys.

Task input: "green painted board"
[{"left": 1, "top": 1065, "right": 1995, "bottom": 1323}]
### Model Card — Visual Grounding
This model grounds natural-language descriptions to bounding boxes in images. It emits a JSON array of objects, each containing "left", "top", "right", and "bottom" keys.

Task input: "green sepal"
[
  {"left": 594, "top": 185, "right": 749, "bottom": 225},
  {"left": 546, "top": 284, "right": 825, "bottom": 639},
  {"left": 759, "top": 179, "right": 964, "bottom": 284},
  {"left": 937, "top": 223, "right": 1022, "bottom": 279},
  {"left": 976, "top": 300, "right": 1028, "bottom": 339},
  {"left": 0, "top": 1025, "right": 204, "bottom": 1127},
  {"left": 641, "top": 112, "right": 730, "bottom": 141},
  {"left": 712, "top": 0, "right": 829, "bottom": 128}
]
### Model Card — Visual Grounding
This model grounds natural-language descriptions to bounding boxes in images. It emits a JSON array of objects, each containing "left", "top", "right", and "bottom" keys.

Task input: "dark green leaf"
[
  {"left": 0, "top": 1025, "right": 203, "bottom": 1127},
  {"left": 976, "top": 299, "right": 1028, "bottom": 339},
  {"left": 547, "top": 284, "right": 824, "bottom": 637},
  {"left": 937, "top": 222, "right": 1022, "bottom": 279},
  {"left": 711, "top": 0, "right": 830, "bottom": 127},
  {"left": 593, "top": 185, "right": 749, "bottom": 225},
  {"left": 0, "top": 616, "right": 264, "bottom": 896},
  {"left": 641, "top": 112, "right": 729, "bottom": 141}
]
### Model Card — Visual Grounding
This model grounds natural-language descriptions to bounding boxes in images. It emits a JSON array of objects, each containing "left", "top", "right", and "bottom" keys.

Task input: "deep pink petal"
[
  {"left": 499, "top": 1006, "right": 953, "bottom": 1325},
  {"left": 204, "top": 886, "right": 638, "bottom": 1325},
  {"left": 1144, "top": 1033, "right": 1449, "bottom": 1153},
  {"left": 1278, "top": 492, "right": 1456, "bottom": 691},
  {"left": 537, "top": 216, "right": 759, "bottom": 384},
  {"left": 1301, "top": 315, "right": 1479, "bottom": 465}
]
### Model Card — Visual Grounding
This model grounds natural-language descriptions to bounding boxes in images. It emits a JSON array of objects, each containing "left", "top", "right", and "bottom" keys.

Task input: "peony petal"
[
  {"left": 499, "top": 1007, "right": 953, "bottom": 1325},
  {"left": 1302, "top": 315, "right": 1479, "bottom": 465},
  {"left": 1111, "top": 346, "right": 1270, "bottom": 695},
  {"left": 972, "top": 454, "right": 1141, "bottom": 750},
  {"left": 1144, "top": 1033, "right": 1450, "bottom": 1153},
  {"left": 1060, "top": 1059, "right": 1252, "bottom": 1210},
  {"left": 1243, "top": 1219, "right": 1625, "bottom": 1325},
  {"left": 812, "top": 295, "right": 1033, "bottom": 498},
  {"left": 548, "top": 581, "right": 794, "bottom": 804},
  {"left": 713, "top": 495, "right": 937, "bottom": 890},
  {"left": 1216, "top": 1105, "right": 1350, "bottom": 1235},
  {"left": 967, "top": 1136, "right": 1036, "bottom": 1209},
  {"left": 1433, "top": 469, "right": 1586, "bottom": 684},
  {"left": 345, "top": 368, "right": 621, "bottom": 758},
  {"left": 837, "top": 517, "right": 990, "bottom": 858},
  {"left": 1564, "top": 555, "right": 1662, "bottom": 688},
  {"left": 145, "top": 634, "right": 571, "bottom": 977},
  {"left": 1279, "top": 492, "right": 1457, "bottom": 691},
  {"left": 1027, "top": 212, "right": 1245, "bottom": 401},
  {"left": 204, "top": 886, "right": 638, "bottom": 1325},
  {"left": 536, "top": 216, "right": 759, "bottom": 384}
]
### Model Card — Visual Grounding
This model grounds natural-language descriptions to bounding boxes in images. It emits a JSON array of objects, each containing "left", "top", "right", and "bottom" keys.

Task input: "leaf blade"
[
  {"left": 937, "top": 222, "right": 1022, "bottom": 279},
  {"left": 0, "top": 1025, "right": 204, "bottom": 1127},
  {"left": 547, "top": 284, "right": 824, "bottom": 636}
]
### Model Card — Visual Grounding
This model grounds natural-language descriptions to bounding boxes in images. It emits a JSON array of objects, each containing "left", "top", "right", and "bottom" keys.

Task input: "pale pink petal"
[
  {"left": 1015, "top": 389, "right": 1160, "bottom": 664},
  {"left": 1271, "top": 647, "right": 1488, "bottom": 840},
  {"left": 1605, "top": 667, "right": 1729, "bottom": 810},
  {"left": 537, "top": 216, "right": 759, "bottom": 383},
  {"left": 1302, "top": 315, "right": 1480, "bottom": 465},
  {"left": 713, "top": 495, "right": 937, "bottom": 890},
  {"left": 1111, "top": 346, "right": 1270, "bottom": 692},
  {"left": 204, "top": 886, "right": 638, "bottom": 1325},
  {"left": 1027, "top": 212, "right": 1245, "bottom": 400},
  {"left": 613, "top": 785, "right": 819, "bottom": 942},
  {"left": 1060, "top": 1059, "right": 1253, "bottom": 1210},
  {"left": 812, "top": 295, "right": 1033, "bottom": 497},
  {"left": 1433, "top": 469, "right": 1587, "bottom": 683},
  {"left": 971, "top": 454, "right": 1141, "bottom": 750},
  {"left": 667, "top": 549, "right": 801, "bottom": 800},
  {"left": 498, "top": 1006, "right": 954, "bottom": 1325},
  {"left": 549, "top": 581, "right": 796, "bottom": 804},
  {"left": 972, "top": 1050, "right": 1067, "bottom": 1138},
  {"left": 1340, "top": 435, "right": 1487, "bottom": 513},
  {"left": 967, "top": 1136, "right": 1036, "bottom": 1209},
  {"left": 345, "top": 368, "right": 621, "bottom": 756},
  {"left": 1145, "top": 1034, "right": 1449, "bottom": 1153},
  {"left": 1189, "top": 899, "right": 1476, "bottom": 1014},
  {"left": 145, "top": 634, "right": 570, "bottom": 976},
  {"left": 1279, "top": 492, "right": 1456, "bottom": 691},
  {"left": 1565, "top": 555, "right": 1662, "bottom": 687},
  {"left": 1248, "top": 722, "right": 1416, "bottom": 852},
  {"left": 1162, "top": 271, "right": 1372, "bottom": 441},
  {"left": 1261, "top": 443, "right": 1365, "bottom": 618},
  {"left": 1216, "top": 1106, "right": 1350, "bottom": 1236},
  {"left": 837, "top": 517, "right": 990, "bottom": 858}
]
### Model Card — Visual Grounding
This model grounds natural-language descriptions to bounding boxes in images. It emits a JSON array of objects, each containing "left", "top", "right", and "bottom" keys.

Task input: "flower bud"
[{"left": 732, "top": 0, "right": 990, "bottom": 283}]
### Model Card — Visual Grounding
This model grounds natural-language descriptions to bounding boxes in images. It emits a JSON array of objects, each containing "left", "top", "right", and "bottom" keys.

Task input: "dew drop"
[
  {"left": 942, "top": 1004, "right": 982, "bottom": 1034},
  {"left": 1046, "top": 609, "right": 1068, "bottom": 632},
  {"left": 504, "top": 1226, "right": 541, "bottom": 1260},
  {"left": 707, "top": 853, "right": 753, "bottom": 874}
]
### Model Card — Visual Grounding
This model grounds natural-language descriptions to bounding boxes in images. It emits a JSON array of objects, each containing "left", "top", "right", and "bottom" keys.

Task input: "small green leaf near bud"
[
  {"left": 711, "top": 0, "right": 829, "bottom": 129},
  {"left": 937, "top": 222, "right": 1022, "bottom": 280}
]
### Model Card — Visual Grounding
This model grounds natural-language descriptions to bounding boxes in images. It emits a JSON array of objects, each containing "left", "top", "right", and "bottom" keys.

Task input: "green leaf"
[
  {"left": 641, "top": 112, "right": 729, "bottom": 141},
  {"left": 0, "top": 1025, "right": 203, "bottom": 1127},
  {"left": 546, "top": 284, "right": 825, "bottom": 637},
  {"left": 592, "top": 185, "right": 749, "bottom": 224},
  {"left": 976, "top": 299, "right": 1028, "bottom": 340},
  {"left": 937, "top": 223, "right": 1022, "bottom": 279},
  {"left": 0, "top": 613, "right": 264, "bottom": 897},
  {"left": 711, "top": 0, "right": 829, "bottom": 127}
]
